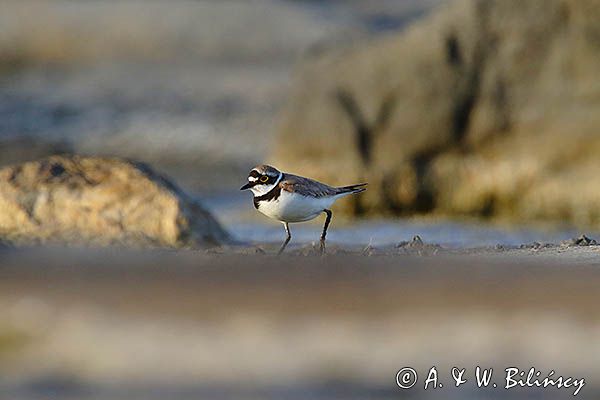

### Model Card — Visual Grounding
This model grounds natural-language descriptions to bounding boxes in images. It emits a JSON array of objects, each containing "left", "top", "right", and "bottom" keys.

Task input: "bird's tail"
[{"left": 335, "top": 183, "right": 367, "bottom": 196}]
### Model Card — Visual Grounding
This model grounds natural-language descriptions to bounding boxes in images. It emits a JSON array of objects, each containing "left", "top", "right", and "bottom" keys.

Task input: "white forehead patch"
[{"left": 249, "top": 176, "right": 258, "bottom": 182}]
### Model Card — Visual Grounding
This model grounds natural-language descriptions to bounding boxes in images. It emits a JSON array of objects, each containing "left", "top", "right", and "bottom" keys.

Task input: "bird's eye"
[{"left": 260, "top": 175, "right": 269, "bottom": 183}]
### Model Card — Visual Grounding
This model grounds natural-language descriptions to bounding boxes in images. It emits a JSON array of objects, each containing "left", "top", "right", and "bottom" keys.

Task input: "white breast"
[{"left": 257, "top": 191, "right": 337, "bottom": 223}]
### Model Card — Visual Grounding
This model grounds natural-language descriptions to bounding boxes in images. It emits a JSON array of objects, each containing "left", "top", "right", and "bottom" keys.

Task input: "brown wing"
[{"left": 279, "top": 173, "right": 339, "bottom": 198}]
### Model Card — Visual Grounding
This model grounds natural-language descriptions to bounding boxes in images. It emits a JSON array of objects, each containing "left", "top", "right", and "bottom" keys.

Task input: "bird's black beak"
[{"left": 240, "top": 182, "right": 252, "bottom": 190}]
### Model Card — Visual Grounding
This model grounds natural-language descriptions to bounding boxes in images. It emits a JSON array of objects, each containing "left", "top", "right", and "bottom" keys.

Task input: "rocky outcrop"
[
  {"left": 274, "top": 0, "right": 600, "bottom": 225},
  {"left": 0, "top": 155, "right": 229, "bottom": 247}
]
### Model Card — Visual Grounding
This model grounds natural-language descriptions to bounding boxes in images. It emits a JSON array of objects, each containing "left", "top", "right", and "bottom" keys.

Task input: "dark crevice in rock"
[
  {"left": 49, "top": 163, "right": 66, "bottom": 177},
  {"left": 451, "top": 0, "right": 493, "bottom": 147},
  {"left": 410, "top": 152, "right": 437, "bottom": 213},
  {"left": 373, "top": 92, "right": 397, "bottom": 135},
  {"left": 335, "top": 89, "right": 397, "bottom": 214},
  {"left": 451, "top": 44, "right": 484, "bottom": 146},
  {"left": 350, "top": 194, "right": 367, "bottom": 216},
  {"left": 451, "top": 74, "right": 479, "bottom": 145},
  {"left": 381, "top": 172, "right": 403, "bottom": 214},
  {"left": 8, "top": 166, "right": 22, "bottom": 185},
  {"left": 480, "top": 195, "right": 497, "bottom": 218},
  {"left": 334, "top": 88, "right": 396, "bottom": 167},
  {"left": 445, "top": 33, "right": 462, "bottom": 66},
  {"left": 335, "top": 89, "right": 372, "bottom": 165}
]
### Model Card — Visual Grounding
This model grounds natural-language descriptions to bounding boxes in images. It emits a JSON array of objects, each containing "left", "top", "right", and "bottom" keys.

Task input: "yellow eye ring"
[{"left": 260, "top": 176, "right": 269, "bottom": 183}]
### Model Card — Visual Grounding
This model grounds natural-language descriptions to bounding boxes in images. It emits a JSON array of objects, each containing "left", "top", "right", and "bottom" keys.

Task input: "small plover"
[{"left": 240, "top": 165, "right": 366, "bottom": 254}]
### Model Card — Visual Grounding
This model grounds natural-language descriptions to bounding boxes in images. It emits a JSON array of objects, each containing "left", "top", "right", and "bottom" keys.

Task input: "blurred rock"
[
  {"left": 0, "top": 155, "right": 229, "bottom": 248},
  {"left": 274, "top": 0, "right": 600, "bottom": 225}
]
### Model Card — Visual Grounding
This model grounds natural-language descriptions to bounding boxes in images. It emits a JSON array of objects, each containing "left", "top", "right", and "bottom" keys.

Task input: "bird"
[{"left": 240, "top": 164, "right": 367, "bottom": 254}]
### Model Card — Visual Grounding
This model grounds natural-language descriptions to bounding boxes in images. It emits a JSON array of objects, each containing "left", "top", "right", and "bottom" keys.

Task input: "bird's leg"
[
  {"left": 277, "top": 222, "right": 291, "bottom": 255},
  {"left": 320, "top": 209, "right": 332, "bottom": 254}
]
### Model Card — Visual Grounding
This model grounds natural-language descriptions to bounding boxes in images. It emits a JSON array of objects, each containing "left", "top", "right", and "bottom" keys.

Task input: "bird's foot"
[{"left": 319, "top": 238, "right": 327, "bottom": 255}]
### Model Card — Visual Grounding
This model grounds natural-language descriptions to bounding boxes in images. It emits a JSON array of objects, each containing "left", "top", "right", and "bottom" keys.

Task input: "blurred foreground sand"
[{"left": 0, "top": 247, "right": 598, "bottom": 399}]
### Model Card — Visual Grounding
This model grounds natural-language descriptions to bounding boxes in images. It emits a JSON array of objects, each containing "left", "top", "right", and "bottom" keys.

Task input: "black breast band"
[{"left": 253, "top": 174, "right": 284, "bottom": 209}]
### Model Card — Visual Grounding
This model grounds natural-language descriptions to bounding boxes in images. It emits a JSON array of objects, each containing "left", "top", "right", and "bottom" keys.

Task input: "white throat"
[{"left": 250, "top": 172, "right": 282, "bottom": 197}]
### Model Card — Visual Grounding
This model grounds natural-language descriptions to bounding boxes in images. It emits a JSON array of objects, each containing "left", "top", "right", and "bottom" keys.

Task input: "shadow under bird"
[{"left": 240, "top": 165, "right": 367, "bottom": 254}]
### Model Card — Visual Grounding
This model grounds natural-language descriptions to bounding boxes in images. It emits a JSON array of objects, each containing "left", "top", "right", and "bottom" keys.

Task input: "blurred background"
[
  {"left": 0, "top": 0, "right": 599, "bottom": 399},
  {"left": 2, "top": 0, "right": 600, "bottom": 246}
]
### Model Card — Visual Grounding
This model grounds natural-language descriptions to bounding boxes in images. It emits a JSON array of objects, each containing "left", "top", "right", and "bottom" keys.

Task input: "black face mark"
[
  {"left": 249, "top": 170, "right": 278, "bottom": 185},
  {"left": 241, "top": 171, "right": 278, "bottom": 190}
]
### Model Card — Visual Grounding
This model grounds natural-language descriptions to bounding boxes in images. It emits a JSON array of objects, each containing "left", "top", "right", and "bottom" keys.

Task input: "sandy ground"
[{"left": 0, "top": 245, "right": 598, "bottom": 399}]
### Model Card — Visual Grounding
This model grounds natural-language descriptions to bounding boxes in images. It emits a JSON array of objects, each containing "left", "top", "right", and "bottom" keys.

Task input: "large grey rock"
[
  {"left": 274, "top": 0, "right": 600, "bottom": 225},
  {"left": 0, "top": 155, "right": 229, "bottom": 247}
]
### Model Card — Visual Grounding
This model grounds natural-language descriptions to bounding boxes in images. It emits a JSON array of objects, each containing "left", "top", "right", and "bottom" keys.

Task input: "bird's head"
[{"left": 240, "top": 165, "right": 282, "bottom": 196}]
